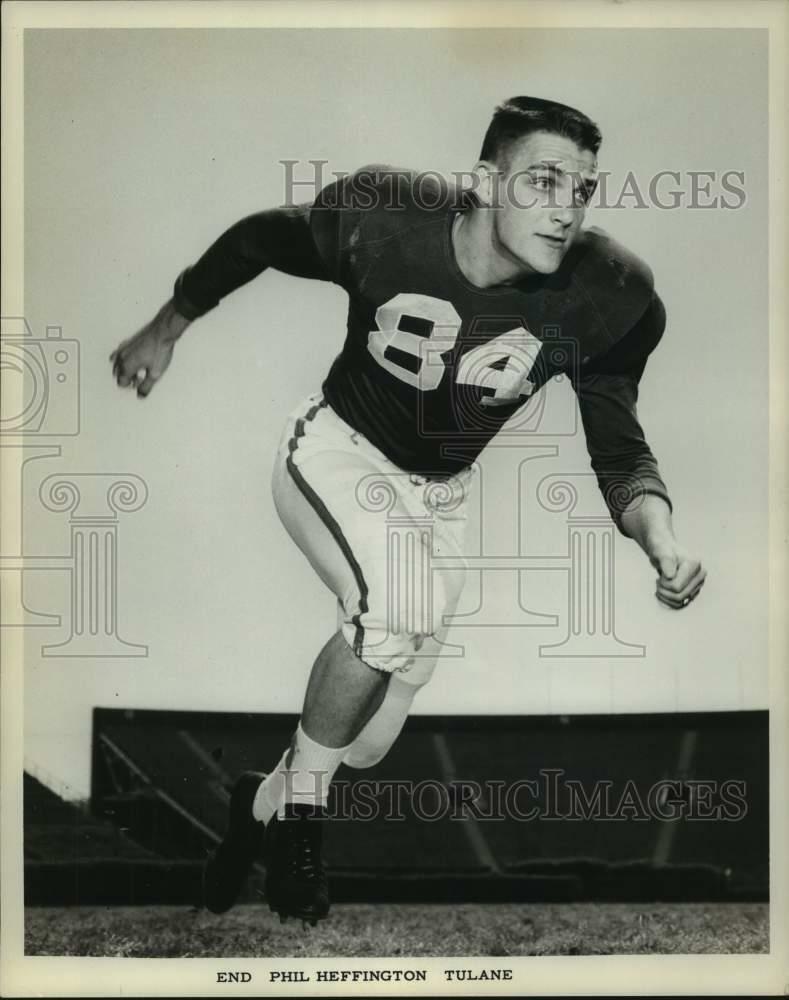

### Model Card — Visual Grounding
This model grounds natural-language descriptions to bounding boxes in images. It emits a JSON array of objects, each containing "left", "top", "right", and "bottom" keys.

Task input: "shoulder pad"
[
  {"left": 315, "top": 164, "right": 455, "bottom": 252},
  {"left": 310, "top": 164, "right": 450, "bottom": 282},
  {"left": 569, "top": 228, "right": 655, "bottom": 344},
  {"left": 317, "top": 165, "right": 433, "bottom": 210}
]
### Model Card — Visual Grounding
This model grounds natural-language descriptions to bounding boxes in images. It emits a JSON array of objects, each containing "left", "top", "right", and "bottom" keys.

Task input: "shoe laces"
[{"left": 282, "top": 815, "right": 324, "bottom": 880}]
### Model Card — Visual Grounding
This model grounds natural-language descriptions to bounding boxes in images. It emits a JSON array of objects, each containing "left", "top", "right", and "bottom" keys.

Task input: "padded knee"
[{"left": 343, "top": 556, "right": 462, "bottom": 681}]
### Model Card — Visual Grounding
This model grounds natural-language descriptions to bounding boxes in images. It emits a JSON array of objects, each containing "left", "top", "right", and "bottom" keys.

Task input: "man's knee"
[{"left": 340, "top": 568, "right": 458, "bottom": 681}]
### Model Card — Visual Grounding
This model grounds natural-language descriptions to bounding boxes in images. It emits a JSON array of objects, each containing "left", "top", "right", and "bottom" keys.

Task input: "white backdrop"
[{"left": 18, "top": 27, "right": 768, "bottom": 798}]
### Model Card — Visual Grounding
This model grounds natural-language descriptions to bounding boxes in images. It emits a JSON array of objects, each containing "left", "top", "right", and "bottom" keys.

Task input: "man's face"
[{"left": 488, "top": 131, "right": 598, "bottom": 275}]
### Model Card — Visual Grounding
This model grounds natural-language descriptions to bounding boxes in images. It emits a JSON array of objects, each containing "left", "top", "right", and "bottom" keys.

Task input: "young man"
[{"left": 110, "top": 97, "right": 706, "bottom": 925}]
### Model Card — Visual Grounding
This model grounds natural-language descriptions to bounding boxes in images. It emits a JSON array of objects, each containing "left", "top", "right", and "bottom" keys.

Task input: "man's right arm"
[
  {"left": 172, "top": 203, "right": 332, "bottom": 321},
  {"left": 173, "top": 164, "right": 398, "bottom": 319},
  {"left": 111, "top": 200, "right": 337, "bottom": 397}
]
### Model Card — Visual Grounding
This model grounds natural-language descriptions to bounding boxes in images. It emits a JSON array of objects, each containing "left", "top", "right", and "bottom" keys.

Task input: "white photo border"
[{"left": 1, "top": 1, "right": 786, "bottom": 997}]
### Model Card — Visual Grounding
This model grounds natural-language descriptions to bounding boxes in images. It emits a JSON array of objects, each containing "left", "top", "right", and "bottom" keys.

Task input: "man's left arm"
[{"left": 571, "top": 293, "right": 707, "bottom": 610}]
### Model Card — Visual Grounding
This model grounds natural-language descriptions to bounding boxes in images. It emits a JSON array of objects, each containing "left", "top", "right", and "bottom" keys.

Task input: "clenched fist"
[
  {"left": 648, "top": 540, "right": 707, "bottom": 610},
  {"left": 110, "top": 299, "right": 191, "bottom": 398}
]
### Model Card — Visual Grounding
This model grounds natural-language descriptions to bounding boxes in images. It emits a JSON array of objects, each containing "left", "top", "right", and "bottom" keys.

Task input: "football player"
[{"left": 110, "top": 96, "right": 706, "bottom": 925}]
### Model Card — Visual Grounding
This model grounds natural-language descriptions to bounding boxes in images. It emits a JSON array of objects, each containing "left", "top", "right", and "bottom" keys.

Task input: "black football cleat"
[
  {"left": 264, "top": 804, "right": 330, "bottom": 924},
  {"left": 203, "top": 770, "right": 267, "bottom": 914}
]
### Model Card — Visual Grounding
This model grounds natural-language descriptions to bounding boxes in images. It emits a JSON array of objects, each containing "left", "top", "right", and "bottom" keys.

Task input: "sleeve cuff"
[{"left": 173, "top": 268, "right": 214, "bottom": 321}]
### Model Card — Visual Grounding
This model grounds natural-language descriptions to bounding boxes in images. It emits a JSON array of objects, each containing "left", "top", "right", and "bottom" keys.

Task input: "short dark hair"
[{"left": 480, "top": 96, "right": 602, "bottom": 167}]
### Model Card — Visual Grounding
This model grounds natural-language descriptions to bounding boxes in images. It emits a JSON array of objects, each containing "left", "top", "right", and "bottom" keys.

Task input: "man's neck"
[{"left": 451, "top": 209, "right": 532, "bottom": 290}]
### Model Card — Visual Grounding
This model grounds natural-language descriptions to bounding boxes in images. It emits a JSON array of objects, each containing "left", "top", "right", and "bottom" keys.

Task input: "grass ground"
[{"left": 25, "top": 902, "right": 768, "bottom": 958}]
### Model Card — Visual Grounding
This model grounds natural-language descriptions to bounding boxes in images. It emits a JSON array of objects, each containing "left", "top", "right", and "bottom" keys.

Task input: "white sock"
[
  {"left": 278, "top": 723, "right": 351, "bottom": 816},
  {"left": 251, "top": 750, "right": 289, "bottom": 824}
]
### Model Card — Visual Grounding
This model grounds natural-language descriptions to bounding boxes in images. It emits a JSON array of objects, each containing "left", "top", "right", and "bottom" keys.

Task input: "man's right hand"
[{"left": 110, "top": 299, "right": 191, "bottom": 398}]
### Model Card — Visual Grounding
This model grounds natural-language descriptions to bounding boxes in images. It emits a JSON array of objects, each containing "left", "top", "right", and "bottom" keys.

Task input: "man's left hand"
[{"left": 648, "top": 541, "right": 707, "bottom": 610}]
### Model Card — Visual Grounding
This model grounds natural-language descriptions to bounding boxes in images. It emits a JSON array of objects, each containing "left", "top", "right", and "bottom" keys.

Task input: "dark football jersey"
[{"left": 174, "top": 165, "right": 672, "bottom": 525}]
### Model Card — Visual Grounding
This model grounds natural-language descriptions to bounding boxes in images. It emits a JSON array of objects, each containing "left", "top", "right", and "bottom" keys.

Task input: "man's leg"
[
  {"left": 205, "top": 629, "right": 386, "bottom": 921},
  {"left": 230, "top": 630, "right": 391, "bottom": 926},
  {"left": 342, "top": 673, "right": 421, "bottom": 769},
  {"left": 205, "top": 397, "right": 468, "bottom": 920},
  {"left": 205, "top": 400, "right": 405, "bottom": 921},
  {"left": 302, "top": 630, "right": 390, "bottom": 746},
  {"left": 251, "top": 630, "right": 389, "bottom": 822},
  {"left": 342, "top": 526, "right": 470, "bottom": 771}
]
